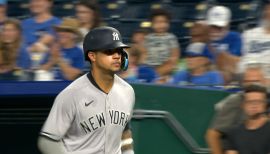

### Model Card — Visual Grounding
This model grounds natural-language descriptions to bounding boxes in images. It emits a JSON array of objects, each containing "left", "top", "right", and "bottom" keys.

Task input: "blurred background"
[{"left": 1, "top": 0, "right": 270, "bottom": 153}]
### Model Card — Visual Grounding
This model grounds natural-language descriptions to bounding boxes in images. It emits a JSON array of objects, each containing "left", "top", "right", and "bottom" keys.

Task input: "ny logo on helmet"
[{"left": 112, "top": 32, "right": 119, "bottom": 41}]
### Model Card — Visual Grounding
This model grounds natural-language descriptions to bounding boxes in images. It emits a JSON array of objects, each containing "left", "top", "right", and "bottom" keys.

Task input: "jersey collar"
[{"left": 87, "top": 72, "right": 108, "bottom": 94}]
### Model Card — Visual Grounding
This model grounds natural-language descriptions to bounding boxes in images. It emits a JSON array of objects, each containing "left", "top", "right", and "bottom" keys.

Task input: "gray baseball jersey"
[{"left": 40, "top": 73, "right": 135, "bottom": 154}]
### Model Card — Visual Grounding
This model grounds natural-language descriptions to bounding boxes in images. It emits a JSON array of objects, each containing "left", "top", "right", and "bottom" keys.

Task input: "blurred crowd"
[{"left": 0, "top": 0, "right": 270, "bottom": 89}]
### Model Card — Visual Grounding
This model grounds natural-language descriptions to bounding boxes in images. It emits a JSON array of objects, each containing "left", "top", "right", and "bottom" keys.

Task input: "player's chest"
[{"left": 75, "top": 92, "right": 132, "bottom": 131}]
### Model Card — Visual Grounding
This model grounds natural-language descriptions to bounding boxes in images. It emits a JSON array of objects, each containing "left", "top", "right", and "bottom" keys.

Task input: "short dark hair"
[
  {"left": 150, "top": 8, "right": 171, "bottom": 21},
  {"left": 76, "top": 0, "right": 101, "bottom": 29},
  {"left": 244, "top": 84, "right": 268, "bottom": 95}
]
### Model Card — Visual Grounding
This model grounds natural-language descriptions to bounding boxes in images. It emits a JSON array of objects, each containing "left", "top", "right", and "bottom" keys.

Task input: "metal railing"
[{"left": 133, "top": 109, "right": 210, "bottom": 154}]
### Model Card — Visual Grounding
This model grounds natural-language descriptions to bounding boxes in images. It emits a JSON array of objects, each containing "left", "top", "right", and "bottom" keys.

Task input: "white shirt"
[{"left": 238, "top": 27, "right": 270, "bottom": 73}]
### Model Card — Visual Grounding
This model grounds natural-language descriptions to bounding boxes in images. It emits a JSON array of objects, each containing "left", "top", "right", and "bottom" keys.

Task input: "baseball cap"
[
  {"left": 185, "top": 42, "right": 210, "bottom": 58},
  {"left": 0, "top": 0, "right": 6, "bottom": 5},
  {"left": 207, "top": 6, "right": 231, "bottom": 27}
]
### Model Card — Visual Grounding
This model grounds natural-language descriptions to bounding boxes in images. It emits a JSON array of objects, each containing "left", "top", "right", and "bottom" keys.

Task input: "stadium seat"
[
  {"left": 7, "top": 1, "right": 29, "bottom": 18},
  {"left": 52, "top": 1, "right": 75, "bottom": 17}
]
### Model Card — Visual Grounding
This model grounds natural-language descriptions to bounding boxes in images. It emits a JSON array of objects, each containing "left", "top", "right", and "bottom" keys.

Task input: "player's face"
[
  {"left": 94, "top": 49, "right": 122, "bottom": 73},
  {"left": 76, "top": 5, "right": 95, "bottom": 25},
  {"left": 152, "top": 16, "right": 170, "bottom": 33},
  {"left": 243, "top": 92, "right": 267, "bottom": 117},
  {"left": 30, "top": 0, "right": 51, "bottom": 14},
  {"left": 1, "top": 23, "right": 20, "bottom": 43}
]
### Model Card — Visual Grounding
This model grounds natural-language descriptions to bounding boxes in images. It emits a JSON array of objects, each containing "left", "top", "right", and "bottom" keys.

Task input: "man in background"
[
  {"left": 206, "top": 66, "right": 269, "bottom": 154},
  {"left": 225, "top": 84, "right": 270, "bottom": 154}
]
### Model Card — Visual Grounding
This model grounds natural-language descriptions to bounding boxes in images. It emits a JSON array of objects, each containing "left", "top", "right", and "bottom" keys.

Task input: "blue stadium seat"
[
  {"left": 7, "top": 1, "right": 29, "bottom": 18},
  {"left": 162, "top": 3, "right": 199, "bottom": 20},
  {"left": 120, "top": 3, "right": 151, "bottom": 19},
  {"left": 52, "top": 2, "right": 75, "bottom": 17}
]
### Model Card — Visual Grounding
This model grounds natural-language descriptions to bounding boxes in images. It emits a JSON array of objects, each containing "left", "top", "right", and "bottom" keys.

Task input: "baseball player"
[{"left": 38, "top": 26, "right": 135, "bottom": 154}]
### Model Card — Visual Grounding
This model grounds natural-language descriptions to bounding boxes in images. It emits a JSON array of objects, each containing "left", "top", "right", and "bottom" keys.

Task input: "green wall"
[
  {"left": 0, "top": 84, "right": 230, "bottom": 154},
  {"left": 131, "top": 84, "right": 230, "bottom": 154}
]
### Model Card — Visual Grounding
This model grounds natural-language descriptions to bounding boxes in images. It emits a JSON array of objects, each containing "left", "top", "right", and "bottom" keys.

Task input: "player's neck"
[
  {"left": 246, "top": 115, "right": 268, "bottom": 130},
  {"left": 91, "top": 68, "right": 114, "bottom": 94}
]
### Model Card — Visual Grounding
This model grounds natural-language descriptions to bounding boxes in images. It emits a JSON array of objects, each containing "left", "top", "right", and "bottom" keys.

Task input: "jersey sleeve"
[{"left": 41, "top": 89, "right": 76, "bottom": 141}]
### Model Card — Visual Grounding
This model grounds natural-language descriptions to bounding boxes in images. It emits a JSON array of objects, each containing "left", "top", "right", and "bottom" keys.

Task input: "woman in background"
[{"left": 0, "top": 19, "right": 30, "bottom": 80}]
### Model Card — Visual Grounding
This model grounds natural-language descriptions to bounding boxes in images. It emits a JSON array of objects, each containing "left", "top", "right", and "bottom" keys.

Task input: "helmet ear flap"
[{"left": 121, "top": 49, "right": 129, "bottom": 71}]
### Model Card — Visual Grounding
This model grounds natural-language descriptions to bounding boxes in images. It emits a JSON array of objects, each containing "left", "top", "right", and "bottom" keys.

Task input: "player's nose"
[{"left": 112, "top": 52, "right": 121, "bottom": 59}]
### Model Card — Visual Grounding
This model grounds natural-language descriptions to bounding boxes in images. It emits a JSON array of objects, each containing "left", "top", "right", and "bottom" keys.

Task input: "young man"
[
  {"left": 38, "top": 27, "right": 135, "bottom": 154},
  {"left": 171, "top": 42, "right": 224, "bottom": 86},
  {"left": 206, "top": 6, "right": 242, "bottom": 82},
  {"left": 22, "top": 0, "right": 61, "bottom": 66},
  {"left": 40, "top": 18, "right": 84, "bottom": 81},
  {"left": 225, "top": 84, "right": 270, "bottom": 154},
  {"left": 206, "top": 66, "right": 268, "bottom": 154}
]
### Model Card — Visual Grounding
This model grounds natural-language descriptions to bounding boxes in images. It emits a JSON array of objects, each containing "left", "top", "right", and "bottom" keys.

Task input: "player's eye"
[{"left": 102, "top": 49, "right": 122, "bottom": 55}]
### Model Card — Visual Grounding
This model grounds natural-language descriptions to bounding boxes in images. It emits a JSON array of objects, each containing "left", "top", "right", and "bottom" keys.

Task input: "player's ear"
[{"left": 88, "top": 51, "right": 96, "bottom": 63}]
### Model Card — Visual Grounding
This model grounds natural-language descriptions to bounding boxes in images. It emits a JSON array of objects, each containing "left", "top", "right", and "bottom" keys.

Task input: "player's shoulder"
[
  {"left": 58, "top": 74, "right": 89, "bottom": 97},
  {"left": 115, "top": 75, "right": 134, "bottom": 93}
]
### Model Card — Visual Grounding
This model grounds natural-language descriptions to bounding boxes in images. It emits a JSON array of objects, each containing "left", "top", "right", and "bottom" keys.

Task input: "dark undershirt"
[{"left": 225, "top": 121, "right": 270, "bottom": 154}]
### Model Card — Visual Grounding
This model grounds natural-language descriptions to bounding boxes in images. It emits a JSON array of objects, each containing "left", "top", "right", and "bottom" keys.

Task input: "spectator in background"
[
  {"left": 171, "top": 42, "right": 224, "bottom": 86},
  {"left": 239, "top": 2, "right": 270, "bottom": 73},
  {"left": 40, "top": 18, "right": 84, "bottom": 81},
  {"left": 206, "top": 66, "right": 268, "bottom": 154},
  {"left": 22, "top": 0, "right": 61, "bottom": 69},
  {"left": 120, "top": 29, "right": 158, "bottom": 83},
  {"left": 206, "top": 6, "right": 242, "bottom": 83},
  {"left": 130, "top": 28, "right": 149, "bottom": 64},
  {"left": 0, "top": 0, "right": 7, "bottom": 27},
  {"left": 190, "top": 22, "right": 209, "bottom": 43},
  {"left": 225, "top": 84, "right": 270, "bottom": 154},
  {"left": 75, "top": 0, "right": 102, "bottom": 49},
  {"left": 119, "top": 48, "right": 140, "bottom": 82},
  {"left": 0, "top": 19, "right": 31, "bottom": 80},
  {"left": 143, "top": 9, "right": 180, "bottom": 78}
]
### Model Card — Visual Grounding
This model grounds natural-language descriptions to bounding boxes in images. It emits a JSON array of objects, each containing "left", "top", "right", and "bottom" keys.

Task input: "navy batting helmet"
[{"left": 83, "top": 26, "right": 129, "bottom": 71}]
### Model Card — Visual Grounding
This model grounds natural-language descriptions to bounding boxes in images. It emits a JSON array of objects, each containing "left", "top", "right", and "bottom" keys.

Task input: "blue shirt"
[
  {"left": 206, "top": 31, "right": 242, "bottom": 60},
  {"left": 42, "top": 46, "right": 84, "bottom": 80},
  {"left": 22, "top": 16, "right": 61, "bottom": 46},
  {"left": 171, "top": 70, "right": 224, "bottom": 86},
  {"left": 16, "top": 46, "right": 31, "bottom": 69}
]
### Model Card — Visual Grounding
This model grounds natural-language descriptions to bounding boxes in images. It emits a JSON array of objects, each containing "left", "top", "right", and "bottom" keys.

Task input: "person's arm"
[
  {"left": 121, "top": 126, "right": 134, "bottom": 154},
  {"left": 225, "top": 150, "right": 238, "bottom": 154},
  {"left": 37, "top": 136, "right": 65, "bottom": 154},
  {"left": 39, "top": 90, "right": 76, "bottom": 153},
  {"left": 206, "top": 129, "right": 223, "bottom": 154},
  {"left": 57, "top": 58, "right": 82, "bottom": 80},
  {"left": 156, "top": 47, "right": 180, "bottom": 76},
  {"left": 206, "top": 93, "right": 243, "bottom": 154}
]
